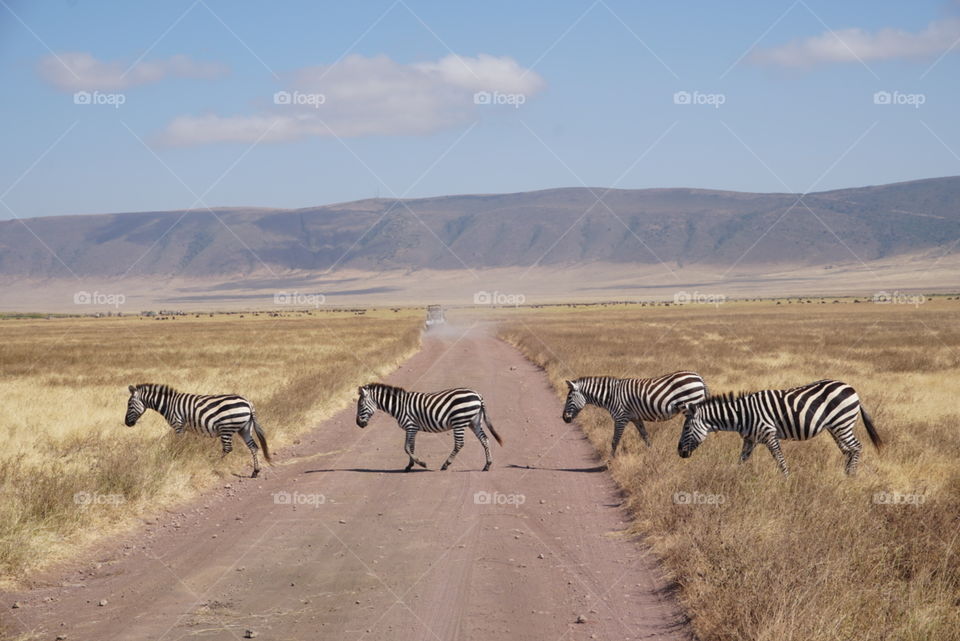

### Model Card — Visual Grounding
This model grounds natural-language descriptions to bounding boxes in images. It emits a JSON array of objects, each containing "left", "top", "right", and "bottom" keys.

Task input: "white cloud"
[
  {"left": 750, "top": 17, "right": 960, "bottom": 67},
  {"left": 411, "top": 53, "right": 541, "bottom": 93},
  {"left": 158, "top": 53, "right": 545, "bottom": 146},
  {"left": 38, "top": 52, "right": 228, "bottom": 91}
]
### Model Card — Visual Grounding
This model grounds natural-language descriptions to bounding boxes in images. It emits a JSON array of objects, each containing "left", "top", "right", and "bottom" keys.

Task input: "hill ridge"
[{"left": 1, "top": 177, "right": 958, "bottom": 279}]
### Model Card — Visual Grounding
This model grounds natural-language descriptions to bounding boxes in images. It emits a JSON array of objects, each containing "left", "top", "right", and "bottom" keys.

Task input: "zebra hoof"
[
  {"left": 251, "top": 469, "right": 260, "bottom": 478},
  {"left": 417, "top": 461, "right": 428, "bottom": 469},
  {"left": 482, "top": 463, "right": 491, "bottom": 471},
  {"left": 441, "top": 463, "right": 450, "bottom": 470}
]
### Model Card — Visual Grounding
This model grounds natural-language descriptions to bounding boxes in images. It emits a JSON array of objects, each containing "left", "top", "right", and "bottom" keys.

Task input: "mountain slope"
[{"left": 1, "top": 177, "right": 958, "bottom": 279}]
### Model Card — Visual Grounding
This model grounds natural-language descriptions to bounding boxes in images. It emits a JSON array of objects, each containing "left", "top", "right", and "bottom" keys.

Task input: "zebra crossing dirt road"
[{"left": 4, "top": 325, "right": 689, "bottom": 641}]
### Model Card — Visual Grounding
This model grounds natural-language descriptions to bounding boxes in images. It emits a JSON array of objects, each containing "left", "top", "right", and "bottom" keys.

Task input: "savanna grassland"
[
  {"left": 0, "top": 310, "right": 421, "bottom": 585},
  {"left": 497, "top": 299, "right": 960, "bottom": 641}
]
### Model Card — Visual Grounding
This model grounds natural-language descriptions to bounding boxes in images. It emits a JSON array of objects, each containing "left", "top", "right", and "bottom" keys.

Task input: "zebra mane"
[
  {"left": 364, "top": 382, "right": 405, "bottom": 395},
  {"left": 572, "top": 376, "right": 623, "bottom": 391},
  {"left": 132, "top": 383, "right": 178, "bottom": 396},
  {"left": 698, "top": 390, "right": 753, "bottom": 408}
]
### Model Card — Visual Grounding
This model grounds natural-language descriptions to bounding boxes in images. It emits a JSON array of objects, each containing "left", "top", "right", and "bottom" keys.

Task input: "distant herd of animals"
[{"left": 125, "top": 370, "right": 882, "bottom": 478}]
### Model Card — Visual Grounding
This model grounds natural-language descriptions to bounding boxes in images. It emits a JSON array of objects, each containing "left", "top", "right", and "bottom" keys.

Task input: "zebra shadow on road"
[
  {"left": 300, "top": 464, "right": 609, "bottom": 474},
  {"left": 302, "top": 467, "right": 435, "bottom": 474},
  {"left": 505, "top": 463, "right": 608, "bottom": 473}
]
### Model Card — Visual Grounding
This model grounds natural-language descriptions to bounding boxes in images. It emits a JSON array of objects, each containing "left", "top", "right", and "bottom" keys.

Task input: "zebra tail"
[
  {"left": 482, "top": 404, "right": 503, "bottom": 446},
  {"left": 252, "top": 414, "right": 272, "bottom": 462},
  {"left": 860, "top": 405, "right": 883, "bottom": 451}
]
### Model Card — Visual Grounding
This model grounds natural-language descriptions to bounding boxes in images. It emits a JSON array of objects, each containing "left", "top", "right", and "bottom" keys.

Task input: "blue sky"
[{"left": 1, "top": 0, "right": 958, "bottom": 219}]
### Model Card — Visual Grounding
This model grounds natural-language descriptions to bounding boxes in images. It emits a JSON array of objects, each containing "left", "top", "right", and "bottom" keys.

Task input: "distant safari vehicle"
[{"left": 425, "top": 305, "right": 446, "bottom": 327}]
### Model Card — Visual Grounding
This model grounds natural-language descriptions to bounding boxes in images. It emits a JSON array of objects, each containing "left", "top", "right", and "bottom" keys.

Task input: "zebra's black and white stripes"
[
  {"left": 356, "top": 383, "right": 503, "bottom": 471},
  {"left": 562, "top": 372, "right": 708, "bottom": 456},
  {"left": 125, "top": 383, "right": 271, "bottom": 477},
  {"left": 677, "top": 379, "right": 882, "bottom": 475}
]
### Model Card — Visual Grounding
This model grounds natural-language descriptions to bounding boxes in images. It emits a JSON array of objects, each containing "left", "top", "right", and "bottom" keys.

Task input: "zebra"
[
  {"left": 356, "top": 383, "right": 503, "bottom": 471},
  {"left": 562, "top": 371, "right": 708, "bottom": 457},
  {"left": 676, "top": 379, "right": 882, "bottom": 476},
  {"left": 125, "top": 383, "right": 271, "bottom": 478}
]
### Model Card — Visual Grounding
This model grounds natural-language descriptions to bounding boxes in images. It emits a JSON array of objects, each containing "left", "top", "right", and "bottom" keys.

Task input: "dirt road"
[{"left": 4, "top": 327, "right": 689, "bottom": 641}]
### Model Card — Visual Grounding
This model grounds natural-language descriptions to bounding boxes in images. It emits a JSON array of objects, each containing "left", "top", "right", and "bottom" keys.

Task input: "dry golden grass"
[
  {"left": 0, "top": 310, "right": 421, "bottom": 584},
  {"left": 497, "top": 299, "right": 960, "bottom": 641}
]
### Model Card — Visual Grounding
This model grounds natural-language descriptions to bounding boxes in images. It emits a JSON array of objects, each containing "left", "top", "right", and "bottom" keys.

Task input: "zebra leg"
[
  {"left": 739, "top": 439, "right": 756, "bottom": 463},
  {"left": 219, "top": 430, "right": 234, "bottom": 457},
  {"left": 441, "top": 427, "right": 465, "bottom": 471},
  {"left": 761, "top": 433, "right": 789, "bottom": 476},
  {"left": 240, "top": 422, "right": 261, "bottom": 478},
  {"left": 631, "top": 418, "right": 651, "bottom": 447},
  {"left": 403, "top": 427, "right": 427, "bottom": 471},
  {"left": 610, "top": 418, "right": 628, "bottom": 457},
  {"left": 828, "top": 426, "right": 863, "bottom": 475},
  {"left": 469, "top": 418, "right": 493, "bottom": 471},
  {"left": 843, "top": 442, "right": 863, "bottom": 476}
]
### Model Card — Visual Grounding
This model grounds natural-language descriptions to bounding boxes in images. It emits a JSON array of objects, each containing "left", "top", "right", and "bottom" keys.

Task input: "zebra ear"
[
  {"left": 565, "top": 380, "right": 576, "bottom": 391},
  {"left": 357, "top": 386, "right": 365, "bottom": 396},
  {"left": 128, "top": 385, "right": 136, "bottom": 394}
]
